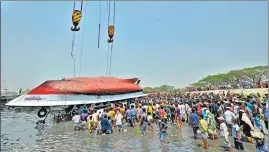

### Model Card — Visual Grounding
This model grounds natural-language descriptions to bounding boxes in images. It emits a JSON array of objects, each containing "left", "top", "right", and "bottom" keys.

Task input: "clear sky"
[{"left": 1, "top": 1, "right": 268, "bottom": 90}]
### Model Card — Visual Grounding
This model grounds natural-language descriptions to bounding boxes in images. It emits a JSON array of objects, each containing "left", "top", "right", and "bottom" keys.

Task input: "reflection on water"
[{"left": 0, "top": 107, "right": 262, "bottom": 152}]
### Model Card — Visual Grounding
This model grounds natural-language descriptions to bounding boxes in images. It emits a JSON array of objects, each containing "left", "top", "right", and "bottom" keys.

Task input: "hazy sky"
[{"left": 1, "top": 2, "right": 268, "bottom": 90}]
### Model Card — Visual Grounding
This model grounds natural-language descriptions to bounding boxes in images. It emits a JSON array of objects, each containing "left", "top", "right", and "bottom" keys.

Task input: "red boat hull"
[{"left": 28, "top": 77, "right": 143, "bottom": 95}]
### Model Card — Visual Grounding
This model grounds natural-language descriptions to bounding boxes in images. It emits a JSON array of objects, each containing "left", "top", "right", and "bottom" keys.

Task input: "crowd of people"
[
  {"left": 70, "top": 91, "right": 269, "bottom": 151},
  {"left": 187, "top": 81, "right": 268, "bottom": 92}
]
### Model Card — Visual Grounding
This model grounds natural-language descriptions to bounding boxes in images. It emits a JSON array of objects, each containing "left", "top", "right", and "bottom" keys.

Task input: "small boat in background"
[{"left": 1, "top": 89, "right": 21, "bottom": 103}]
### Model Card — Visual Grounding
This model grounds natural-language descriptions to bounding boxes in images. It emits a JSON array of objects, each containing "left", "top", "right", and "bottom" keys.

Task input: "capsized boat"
[
  {"left": 6, "top": 77, "right": 147, "bottom": 121},
  {"left": 6, "top": 77, "right": 147, "bottom": 107}
]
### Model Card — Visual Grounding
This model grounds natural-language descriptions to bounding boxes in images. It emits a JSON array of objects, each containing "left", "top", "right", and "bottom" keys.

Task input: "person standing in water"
[
  {"left": 115, "top": 110, "right": 123, "bottom": 131},
  {"left": 107, "top": 116, "right": 113, "bottom": 134},
  {"left": 72, "top": 112, "right": 81, "bottom": 131},
  {"left": 125, "top": 106, "right": 132, "bottom": 127},
  {"left": 218, "top": 117, "right": 232, "bottom": 151},
  {"left": 170, "top": 102, "right": 176, "bottom": 124},
  {"left": 101, "top": 114, "right": 109, "bottom": 136},
  {"left": 232, "top": 118, "right": 244, "bottom": 150},
  {"left": 198, "top": 114, "right": 209, "bottom": 150},
  {"left": 147, "top": 111, "right": 153, "bottom": 131},
  {"left": 175, "top": 103, "right": 182, "bottom": 130},
  {"left": 87, "top": 115, "right": 95, "bottom": 133},
  {"left": 130, "top": 105, "right": 137, "bottom": 127},
  {"left": 189, "top": 109, "right": 199, "bottom": 139},
  {"left": 140, "top": 108, "right": 148, "bottom": 136},
  {"left": 158, "top": 118, "right": 168, "bottom": 142}
]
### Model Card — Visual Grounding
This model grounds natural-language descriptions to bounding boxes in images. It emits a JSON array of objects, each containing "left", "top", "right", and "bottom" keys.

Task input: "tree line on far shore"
[{"left": 144, "top": 65, "right": 268, "bottom": 93}]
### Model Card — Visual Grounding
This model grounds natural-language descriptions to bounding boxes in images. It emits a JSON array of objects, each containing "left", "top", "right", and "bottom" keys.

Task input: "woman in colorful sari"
[{"left": 205, "top": 109, "right": 219, "bottom": 140}]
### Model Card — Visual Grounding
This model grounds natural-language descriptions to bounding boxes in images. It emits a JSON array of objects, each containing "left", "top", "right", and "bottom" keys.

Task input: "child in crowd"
[
  {"left": 147, "top": 112, "right": 153, "bottom": 131},
  {"left": 107, "top": 116, "right": 113, "bottom": 134},
  {"left": 72, "top": 112, "right": 81, "bottom": 131},
  {"left": 88, "top": 115, "right": 95, "bottom": 133},
  {"left": 218, "top": 117, "right": 232, "bottom": 151},
  {"left": 232, "top": 118, "right": 244, "bottom": 150},
  {"left": 98, "top": 111, "right": 102, "bottom": 121},
  {"left": 198, "top": 114, "right": 209, "bottom": 150}
]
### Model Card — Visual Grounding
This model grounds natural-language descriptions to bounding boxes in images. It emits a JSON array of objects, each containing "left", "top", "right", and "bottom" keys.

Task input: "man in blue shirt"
[
  {"left": 245, "top": 102, "right": 253, "bottom": 113},
  {"left": 130, "top": 105, "right": 137, "bottom": 127},
  {"left": 101, "top": 114, "right": 109, "bottom": 135},
  {"left": 213, "top": 102, "right": 219, "bottom": 115},
  {"left": 140, "top": 108, "right": 148, "bottom": 135},
  {"left": 125, "top": 106, "right": 131, "bottom": 127},
  {"left": 189, "top": 109, "right": 199, "bottom": 139}
]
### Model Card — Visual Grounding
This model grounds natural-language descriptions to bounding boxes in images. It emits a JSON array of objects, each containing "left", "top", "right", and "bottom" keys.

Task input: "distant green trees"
[
  {"left": 192, "top": 65, "right": 268, "bottom": 87},
  {"left": 144, "top": 85, "right": 182, "bottom": 93}
]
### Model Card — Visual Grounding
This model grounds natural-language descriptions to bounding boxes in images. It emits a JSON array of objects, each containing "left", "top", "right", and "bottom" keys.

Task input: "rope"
[
  {"left": 71, "top": 1, "right": 84, "bottom": 77},
  {"left": 79, "top": 2, "right": 87, "bottom": 76},
  {"left": 106, "top": 42, "right": 110, "bottom": 77},
  {"left": 71, "top": 32, "right": 76, "bottom": 77},
  {"left": 107, "top": 1, "right": 111, "bottom": 27},
  {"left": 108, "top": 42, "right": 114, "bottom": 76},
  {"left": 97, "top": 24, "right": 101, "bottom": 49},
  {"left": 105, "top": 1, "right": 111, "bottom": 77},
  {"left": 80, "top": 1, "right": 83, "bottom": 11},
  {"left": 97, "top": 1, "right": 102, "bottom": 49},
  {"left": 113, "top": 1, "right": 116, "bottom": 25},
  {"left": 105, "top": 1, "right": 116, "bottom": 77},
  {"left": 108, "top": 1, "right": 116, "bottom": 76}
]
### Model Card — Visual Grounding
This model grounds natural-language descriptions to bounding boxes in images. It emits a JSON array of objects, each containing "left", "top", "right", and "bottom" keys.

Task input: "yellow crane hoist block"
[
  {"left": 71, "top": 10, "right": 82, "bottom": 31},
  {"left": 107, "top": 25, "right": 115, "bottom": 43}
]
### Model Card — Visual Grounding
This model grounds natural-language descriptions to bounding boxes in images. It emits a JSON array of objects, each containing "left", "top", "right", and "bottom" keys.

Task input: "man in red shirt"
[
  {"left": 158, "top": 106, "right": 166, "bottom": 119},
  {"left": 196, "top": 101, "right": 201, "bottom": 113}
]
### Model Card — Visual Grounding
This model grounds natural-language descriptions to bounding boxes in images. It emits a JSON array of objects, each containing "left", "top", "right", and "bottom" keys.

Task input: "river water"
[{"left": 1, "top": 106, "right": 266, "bottom": 152}]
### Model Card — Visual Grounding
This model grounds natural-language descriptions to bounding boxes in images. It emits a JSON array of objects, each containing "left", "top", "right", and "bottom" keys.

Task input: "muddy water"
[{"left": 0, "top": 107, "right": 266, "bottom": 152}]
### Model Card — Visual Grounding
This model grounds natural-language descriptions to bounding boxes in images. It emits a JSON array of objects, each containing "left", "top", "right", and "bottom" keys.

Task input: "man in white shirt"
[
  {"left": 72, "top": 112, "right": 81, "bottom": 130},
  {"left": 91, "top": 110, "right": 98, "bottom": 123},
  {"left": 143, "top": 104, "right": 148, "bottom": 112},
  {"left": 179, "top": 102, "right": 186, "bottom": 120},
  {"left": 219, "top": 117, "right": 229, "bottom": 136},
  {"left": 115, "top": 110, "right": 123, "bottom": 131},
  {"left": 185, "top": 103, "right": 191, "bottom": 122},
  {"left": 156, "top": 103, "right": 160, "bottom": 109},
  {"left": 223, "top": 108, "right": 236, "bottom": 125},
  {"left": 218, "top": 103, "right": 225, "bottom": 117},
  {"left": 218, "top": 116, "right": 231, "bottom": 150}
]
